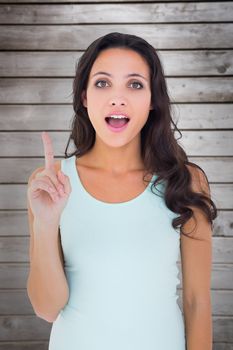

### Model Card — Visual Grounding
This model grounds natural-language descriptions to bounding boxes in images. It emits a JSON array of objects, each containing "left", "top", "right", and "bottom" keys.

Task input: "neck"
[{"left": 84, "top": 135, "right": 145, "bottom": 175}]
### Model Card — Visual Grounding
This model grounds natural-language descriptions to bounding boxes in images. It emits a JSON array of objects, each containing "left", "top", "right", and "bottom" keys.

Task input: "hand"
[{"left": 27, "top": 131, "right": 72, "bottom": 226}]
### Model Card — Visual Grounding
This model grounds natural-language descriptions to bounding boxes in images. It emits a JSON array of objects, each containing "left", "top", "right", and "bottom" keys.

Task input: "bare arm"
[
  {"left": 26, "top": 132, "right": 71, "bottom": 323},
  {"left": 181, "top": 165, "right": 213, "bottom": 350}
]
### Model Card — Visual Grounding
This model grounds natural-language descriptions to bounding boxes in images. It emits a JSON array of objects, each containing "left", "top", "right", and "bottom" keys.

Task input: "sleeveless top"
[{"left": 49, "top": 155, "right": 186, "bottom": 350}]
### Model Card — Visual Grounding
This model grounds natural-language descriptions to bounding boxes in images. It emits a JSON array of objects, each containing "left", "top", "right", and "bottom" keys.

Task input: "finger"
[
  {"left": 42, "top": 171, "right": 65, "bottom": 195},
  {"left": 35, "top": 168, "right": 65, "bottom": 196},
  {"left": 30, "top": 179, "right": 59, "bottom": 202},
  {"left": 57, "top": 170, "right": 71, "bottom": 195},
  {"left": 41, "top": 131, "right": 55, "bottom": 172}
]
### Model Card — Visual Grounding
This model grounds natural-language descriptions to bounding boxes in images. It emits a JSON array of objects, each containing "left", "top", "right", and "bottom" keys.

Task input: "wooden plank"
[
  {"left": 0, "top": 131, "right": 232, "bottom": 157},
  {"left": 0, "top": 290, "right": 34, "bottom": 314},
  {"left": 0, "top": 263, "right": 29, "bottom": 288},
  {"left": 187, "top": 157, "right": 233, "bottom": 182},
  {"left": 172, "top": 104, "right": 233, "bottom": 129},
  {"left": 1, "top": 3, "right": 232, "bottom": 24},
  {"left": 1, "top": 208, "right": 232, "bottom": 238},
  {"left": 0, "top": 315, "right": 230, "bottom": 341},
  {"left": 1, "top": 262, "right": 232, "bottom": 289},
  {"left": 0, "top": 78, "right": 232, "bottom": 103},
  {"left": 167, "top": 77, "right": 233, "bottom": 103},
  {"left": 0, "top": 182, "right": 232, "bottom": 209},
  {"left": 0, "top": 104, "right": 232, "bottom": 130},
  {"left": 0, "top": 0, "right": 222, "bottom": 3},
  {"left": 178, "top": 131, "right": 233, "bottom": 156},
  {"left": 0, "top": 24, "right": 232, "bottom": 50},
  {"left": 0, "top": 105, "right": 72, "bottom": 130},
  {"left": 214, "top": 345, "right": 233, "bottom": 350},
  {"left": 0, "top": 236, "right": 232, "bottom": 262},
  {"left": 213, "top": 317, "right": 233, "bottom": 343},
  {"left": 0, "top": 315, "right": 51, "bottom": 341},
  {"left": 1, "top": 51, "right": 232, "bottom": 77},
  {"left": 211, "top": 211, "right": 233, "bottom": 238},
  {"left": 0, "top": 343, "right": 226, "bottom": 350},
  {"left": 0, "top": 342, "right": 48, "bottom": 350},
  {"left": 0, "top": 184, "right": 232, "bottom": 211},
  {"left": 0, "top": 156, "right": 232, "bottom": 183},
  {"left": 0, "top": 289, "right": 232, "bottom": 316},
  {"left": 210, "top": 184, "right": 233, "bottom": 210}
]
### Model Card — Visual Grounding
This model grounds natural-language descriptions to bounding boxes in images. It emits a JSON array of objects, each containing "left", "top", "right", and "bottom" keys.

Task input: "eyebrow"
[{"left": 91, "top": 71, "right": 148, "bottom": 81}]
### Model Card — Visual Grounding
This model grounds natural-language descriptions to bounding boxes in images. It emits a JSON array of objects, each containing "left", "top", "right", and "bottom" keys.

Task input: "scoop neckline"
[{"left": 71, "top": 155, "right": 157, "bottom": 206}]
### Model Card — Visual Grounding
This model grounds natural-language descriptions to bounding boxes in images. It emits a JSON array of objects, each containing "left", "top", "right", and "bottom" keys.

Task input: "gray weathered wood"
[
  {"left": 0, "top": 289, "right": 232, "bottom": 316},
  {"left": 0, "top": 131, "right": 232, "bottom": 157},
  {"left": 212, "top": 317, "right": 233, "bottom": 342},
  {"left": 0, "top": 24, "right": 232, "bottom": 50},
  {"left": 214, "top": 345, "right": 233, "bottom": 350},
  {"left": 0, "top": 0, "right": 213, "bottom": 2},
  {"left": 1, "top": 3, "right": 233, "bottom": 24},
  {"left": 0, "top": 156, "right": 232, "bottom": 183},
  {"left": 1, "top": 51, "right": 232, "bottom": 77},
  {"left": 0, "top": 78, "right": 232, "bottom": 103},
  {"left": 1, "top": 262, "right": 232, "bottom": 289},
  {"left": 0, "top": 342, "right": 49, "bottom": 350},
  {"left": 1, "top": 104, "right": 233, "bottom": 130},
  {"left": 0, "top": 183, "right": 232, "bottom": 210},
  {"left": 0, "top": 236, "right": 232, "bottom": 263},
  {"left": 0, "top": 315, "right": 51, "bottom": 341},
  {"left": 1, "top": 208, "right": 232, "bottom": 237},
  {"left": 0, "top": 315, "right": 230, "bottom": 342}
]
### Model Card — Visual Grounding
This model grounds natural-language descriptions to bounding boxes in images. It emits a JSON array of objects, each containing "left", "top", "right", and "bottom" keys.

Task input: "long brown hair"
[{"left": 64, "top": 32, "right": 218, "bottom": 239}]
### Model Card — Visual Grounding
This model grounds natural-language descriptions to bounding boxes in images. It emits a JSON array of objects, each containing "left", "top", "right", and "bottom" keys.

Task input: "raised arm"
[{"left": 26, "top": 131, "right": 72, "bottom": 322}]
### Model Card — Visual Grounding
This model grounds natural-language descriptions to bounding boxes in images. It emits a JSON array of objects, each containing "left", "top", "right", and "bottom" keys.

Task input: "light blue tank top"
[{"left": 49, "top": 155, "right": 186, "bottom": 350}]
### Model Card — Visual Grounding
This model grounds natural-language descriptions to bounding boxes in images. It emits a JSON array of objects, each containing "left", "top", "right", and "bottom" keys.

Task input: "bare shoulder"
[{"left": 182, "top": 163, "right": 212, "bottom": 241}]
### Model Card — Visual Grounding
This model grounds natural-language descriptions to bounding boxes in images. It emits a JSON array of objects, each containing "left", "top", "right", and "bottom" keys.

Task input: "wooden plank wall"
[{"left": 0, "top": 1, "right": 233, "bottom": 349}]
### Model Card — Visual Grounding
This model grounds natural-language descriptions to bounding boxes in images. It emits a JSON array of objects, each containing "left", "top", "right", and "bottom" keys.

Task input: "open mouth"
[{"left": 105, "top": 117, "right": 130, "bottom": 129}]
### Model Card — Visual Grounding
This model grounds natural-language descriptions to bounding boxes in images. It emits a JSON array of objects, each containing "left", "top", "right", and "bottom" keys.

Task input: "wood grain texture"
[
  {"left": 1, "top": 51, "right": 232, "bottom": 77},
  {"left": 0, "top": 131, "right": 232, "bottom": 157},
  {"left": 1, "top": 77, "right": 233, "bottom": 103},
  {"left": 1, "top": 262, "right": 232, "bottom": 289},
  {"left": 1, "top": 3, "right": 233, "bottom": 24},
  {"left": 0, "top": 104, "right": 232, "bottom": 130},
  {"left": 0, "top": 157, "right": 232, "bottom": 183},
  {"left": 0, "top": 236, "right": 232, "bottom": 262},
  {"left": 0, "top": 315, "right": 231, "bottom": 342},
  {"left": 1, "top": 208, "right": 232, "bottom": 237},
  {"left": 0, "top": 24, "right": 232, "bottom": 50}
]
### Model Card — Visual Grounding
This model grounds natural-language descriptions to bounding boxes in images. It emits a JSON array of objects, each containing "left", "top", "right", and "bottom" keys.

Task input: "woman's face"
[{"left": 82, "top": 47, "right": 153, "bottom": 148}]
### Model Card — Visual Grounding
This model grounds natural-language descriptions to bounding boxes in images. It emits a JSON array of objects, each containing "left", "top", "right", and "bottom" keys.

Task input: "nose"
[{"left": 109, "top": 97, "right": 127, "bottom": 106}]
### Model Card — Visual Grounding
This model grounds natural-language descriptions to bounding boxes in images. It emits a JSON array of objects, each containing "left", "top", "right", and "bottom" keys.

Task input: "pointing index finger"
[{"left": 41, "top": 131, "right": 55, "bottom": 171}]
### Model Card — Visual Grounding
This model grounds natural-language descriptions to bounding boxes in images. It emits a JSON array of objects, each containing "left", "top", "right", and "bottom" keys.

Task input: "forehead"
[{"left": 90, "top": 48, "right": 150, "bottom": 77}]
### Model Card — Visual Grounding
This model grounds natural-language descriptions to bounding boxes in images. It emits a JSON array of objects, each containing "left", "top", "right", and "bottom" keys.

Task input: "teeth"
[{"left": 109, "top": 115, "right": 129, "bottom": 119}]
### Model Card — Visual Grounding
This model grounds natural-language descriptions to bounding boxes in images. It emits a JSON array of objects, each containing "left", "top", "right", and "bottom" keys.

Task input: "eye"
[
  {"left": 94, "top": 80, "right": 109, "bottom": 88},
  {"left": 129, "top": 81, "right": 143, "bottom": 89},
  {"left": 94, "top": 79, "right": 144, "bottom": 89}
]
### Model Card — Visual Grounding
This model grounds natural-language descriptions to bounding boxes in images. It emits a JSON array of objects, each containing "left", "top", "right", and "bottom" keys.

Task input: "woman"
[{"left": 27, "top": 32, "right": 217, "bottom": 350}]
